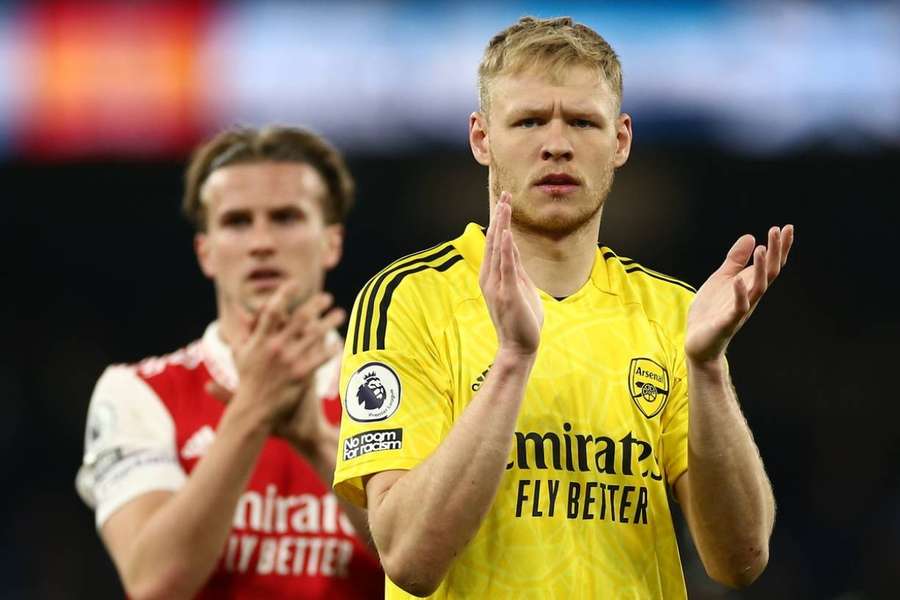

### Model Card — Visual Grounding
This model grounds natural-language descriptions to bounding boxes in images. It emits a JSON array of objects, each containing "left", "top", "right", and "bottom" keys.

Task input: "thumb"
[{"left": 205, "top": 379, "right": 234, "bottom": 404}]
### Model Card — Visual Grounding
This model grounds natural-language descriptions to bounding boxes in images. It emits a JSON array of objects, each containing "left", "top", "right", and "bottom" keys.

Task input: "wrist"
[
  {"left": 310, "top": 442, "right": 337, "bottom": 474},
  {"left": 686, "top": 354, "right": 729, "bottom": 380},
  {"left": 221, "top": 395, "right": 275, "bottom": 439},
  {"left": 289, "top": 437, "right": 336, "bottom": 482}
]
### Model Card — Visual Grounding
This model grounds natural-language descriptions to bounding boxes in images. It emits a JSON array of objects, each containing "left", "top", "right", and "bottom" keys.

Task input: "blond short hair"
[
  {"left": 183, "top": 126, "right": 355, "bottom": 232},
  {"left": 478, "top": 16, "right": 623, "bottom": 116}
]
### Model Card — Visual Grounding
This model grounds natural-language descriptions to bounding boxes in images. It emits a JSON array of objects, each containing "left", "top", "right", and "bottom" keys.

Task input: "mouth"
[
  {"left": 246, "top": 267, "right": 285, "bottom": 289},
  {"left": 534, "top": 173, "right": 580, "bottom": 195}
]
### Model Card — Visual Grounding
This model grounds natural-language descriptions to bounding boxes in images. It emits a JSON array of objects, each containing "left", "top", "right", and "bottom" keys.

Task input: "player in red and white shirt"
[{"left": 76, "top": 126, "right": 383, "bottom": 599}]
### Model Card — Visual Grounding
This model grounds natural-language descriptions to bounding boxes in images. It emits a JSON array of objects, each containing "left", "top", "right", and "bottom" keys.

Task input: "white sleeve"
[{"left": 75, "top": 365, "right": 187, "bottom": 528}]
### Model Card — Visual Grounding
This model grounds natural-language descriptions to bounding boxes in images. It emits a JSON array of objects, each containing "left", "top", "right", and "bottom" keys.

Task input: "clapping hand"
[
  {"left": 479, "top": 191, "right": 544, "bottom": 358},
  {"left": 208, "top": 283, "right": 346, "bottom": 449},
  {"left": 686, "top": 225, "right": 794, "bottom": 363}
]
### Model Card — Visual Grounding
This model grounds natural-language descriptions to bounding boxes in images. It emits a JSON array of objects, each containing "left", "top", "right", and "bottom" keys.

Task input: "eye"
[
  {"left": 572, "top": 119, "right": 597, "bottom": 129},
  {"left": 271, "top": 207, "right": 305, "bottom": 224},
  {"left": 221, "top": 212, "right": 251, "bottom": 228},
  {"left": 516, "top": 118, "right": 542, "bottom": 129}
]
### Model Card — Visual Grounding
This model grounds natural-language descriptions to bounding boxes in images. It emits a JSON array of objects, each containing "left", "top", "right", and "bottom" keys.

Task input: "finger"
[
  {"left": 481, "top": 200, "right": 498, "bottom": 285},
  {"left": 765, "top": 226, "right": 782, "bottom": 283},
  {"left": 497, "top": 193, "right": 513, "bottom": 272},
  {"left": 510, "top": 233, "right": 527, "bottom": 281},
  {"left": 205, "top": 379, "right": 233, "bottom": 404},
  {"left": 285, "top": 307, "right": 347, "bottom": 364},
  {"left": 489, "top": 191, "right": 510, "bottom": 240},
  {"left": 322, "top": 335, "right": 344, "bottom": 362},
  {"left": 781, "top": 224, "right": 795, "bottom": 267},
  {"left": 510, "top": 234, "right": 536, "bottom": 290},
  {"left": 490, "top": 201, "right": 505, "bottom": 281},
  {"left": 733, "top": 274, "right": 751, "bottom": 316},
  {"left": 291, "top": 337, "right": 343, "bottom": 380},
  {"left": 303, "top": 306, "right": 348, "bottom": 341},
  {"left": 720, "top": 234, "right": 755, "bottom": 275},
  {"left": 500, "top": 229, "right": 516, "bottom": 286},
  {"left": 750, "top": 244, "right": 768, "bottom": 300},
  {"left": 285, "top": 293, "right": 306, "bottom": 317},
  {"left": 283, "top": 292, "right": 334, "bottom": 339},
  {"left": 253, "top": 281, "right": 299, "bottom": 339},
  {"left": 280, "top": 284, "right": 315, "bottom": 322},
  {"left": 499, "top": 191, "right": 512, "bottom": 229},
  {"left": 482, "top": 191, "right": 512, "bottom": 290},
  {"left": 516, "top": 261, "right": 536, "bottom": 290}
]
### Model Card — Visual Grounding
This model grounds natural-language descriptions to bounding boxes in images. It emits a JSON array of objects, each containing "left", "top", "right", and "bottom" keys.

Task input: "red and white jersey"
[{"left": 76, "top": 322, "right": 383, "bottom": 599}]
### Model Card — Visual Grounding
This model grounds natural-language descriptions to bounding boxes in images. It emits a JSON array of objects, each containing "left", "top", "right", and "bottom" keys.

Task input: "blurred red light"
[{"left": 20, "top": 1, "right": 210, "bottom": 159}]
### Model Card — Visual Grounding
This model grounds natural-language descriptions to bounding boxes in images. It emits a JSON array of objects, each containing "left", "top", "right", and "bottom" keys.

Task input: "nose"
[
  {"left": 540, "top": 119, "right": 574, "bottom": 162},
  {"left": 248, "top": 220, "right": 276, "bottom": 257}
]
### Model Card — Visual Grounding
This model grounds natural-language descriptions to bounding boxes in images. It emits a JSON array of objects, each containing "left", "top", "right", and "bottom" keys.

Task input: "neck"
[
  {"left": 512, "top": 212, "right": 602, "bottom": 298},
  {"left": 215, "top": 294, "right": 245, "bottom": 350}
]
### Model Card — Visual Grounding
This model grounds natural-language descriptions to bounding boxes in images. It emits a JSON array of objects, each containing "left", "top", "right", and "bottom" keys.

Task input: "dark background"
[{"left": 3, "top": 141, "right": 898, "bottom": 598}]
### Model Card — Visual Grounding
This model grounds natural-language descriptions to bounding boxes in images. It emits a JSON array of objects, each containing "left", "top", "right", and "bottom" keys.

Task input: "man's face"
[
  {"left": 472, "top": 64, "right": 631, "bottom": 238},
  {"left": 195, "top": 161, "right": 342, "bottom": 317}
]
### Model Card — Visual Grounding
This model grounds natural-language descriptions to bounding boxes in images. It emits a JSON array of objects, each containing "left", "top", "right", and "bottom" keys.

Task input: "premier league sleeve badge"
[{"left": 345, "top": 362, "right": 401, "bottom": 422}]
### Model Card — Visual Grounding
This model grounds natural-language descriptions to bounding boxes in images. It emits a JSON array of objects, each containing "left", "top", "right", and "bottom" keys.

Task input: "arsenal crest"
[{"left": 628, "top": 358, "right": 670, "bottom": 419}]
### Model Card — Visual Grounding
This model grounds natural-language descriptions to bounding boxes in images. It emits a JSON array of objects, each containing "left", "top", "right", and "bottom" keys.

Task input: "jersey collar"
[
  {"left": 201, "top": 322, "right": 239, "bottom": 392},
  {"left": 453, "top": 222, "right": 615, "bottom": 296}
]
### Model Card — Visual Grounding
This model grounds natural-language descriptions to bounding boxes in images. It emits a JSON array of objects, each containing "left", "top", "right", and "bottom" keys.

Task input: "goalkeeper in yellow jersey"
[{"left": 334, "top": 16, "right": 793, "bottom": 599}]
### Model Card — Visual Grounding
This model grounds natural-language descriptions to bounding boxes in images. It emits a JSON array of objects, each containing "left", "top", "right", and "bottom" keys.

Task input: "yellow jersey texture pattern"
[{"left": 335, "top": 224, "right": 696, "bottom": 599}]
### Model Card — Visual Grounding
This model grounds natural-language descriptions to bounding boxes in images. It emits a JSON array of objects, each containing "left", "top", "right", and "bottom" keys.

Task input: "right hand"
[
  {"left": 479, "top": 191, "right": 544, "bottom": 357},
  {"left": 226, "top": 283, "right": 347, "bottom": 426}
]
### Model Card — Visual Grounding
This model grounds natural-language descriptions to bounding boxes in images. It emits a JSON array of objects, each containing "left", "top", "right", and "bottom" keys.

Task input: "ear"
[
  {"left": 321, "top": 224, "right": 344, "bottom": 271},
  {"left": 195, "top": 233, "right": 215, "bottom": 278},
  {"left": 469, "top": 112, "right": 491, "bottom": 167},
  {"left": 613, "top": 112, "right": 633, "bottom": 168}
]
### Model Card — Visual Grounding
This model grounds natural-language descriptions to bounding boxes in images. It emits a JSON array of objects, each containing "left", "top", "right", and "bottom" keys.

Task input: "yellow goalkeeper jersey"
[{"left": 334, "top": 223, "right": 695, "bottom": 599}]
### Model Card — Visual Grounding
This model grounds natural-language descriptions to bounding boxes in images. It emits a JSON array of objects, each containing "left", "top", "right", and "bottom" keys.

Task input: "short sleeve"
[
  {"left": 660, "top": 349, "right": 689, "bottom": 486},
  {"left": 656, "top": 288, "right": 696, "bottom": 488},
  {"left": 333, "top": 278, "right": 453, "bottom": 508},
  {"left": 75, "top": 365, "right": 187, "bottom": 527},
  {"left": 660, "top": 338, "right": 733, "bottom": 488}
]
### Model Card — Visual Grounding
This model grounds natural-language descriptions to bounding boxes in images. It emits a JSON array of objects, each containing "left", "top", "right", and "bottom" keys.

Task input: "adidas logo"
[
  {"left": 182, "top": 425, "right": 216, "bottom": 459},
  {"left": 470, "top": 364, "right": 493, "bottom": 392}
]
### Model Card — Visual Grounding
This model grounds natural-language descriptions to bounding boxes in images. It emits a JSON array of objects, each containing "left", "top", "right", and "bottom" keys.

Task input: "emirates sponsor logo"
[{"left": 223, "top": 485, "right": 358, "bottom": 577}]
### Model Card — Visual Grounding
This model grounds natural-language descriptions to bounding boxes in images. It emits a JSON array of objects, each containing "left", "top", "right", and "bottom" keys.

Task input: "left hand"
[
  {"left": 273, "top": 383, "right": 341, "bottom": 469},
  {"left": 686, "top": 225, "right": 794, "bottom": 363},
  {"left": 206, "top": 290, "right": 345, "bottom": 465},
  {"left": 207, "top": 362, "right": 341, "bottom": 469},
  {"left": 208, "top": 379, "right": 340, "bottom": 477},
  {"left": 267, "top": 297, "right": 343, "bottom": 466}
]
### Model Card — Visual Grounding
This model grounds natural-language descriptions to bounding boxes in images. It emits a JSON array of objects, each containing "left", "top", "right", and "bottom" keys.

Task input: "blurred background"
[{"left": 3, "top": 0, "right": 899, "bottom": 598}]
